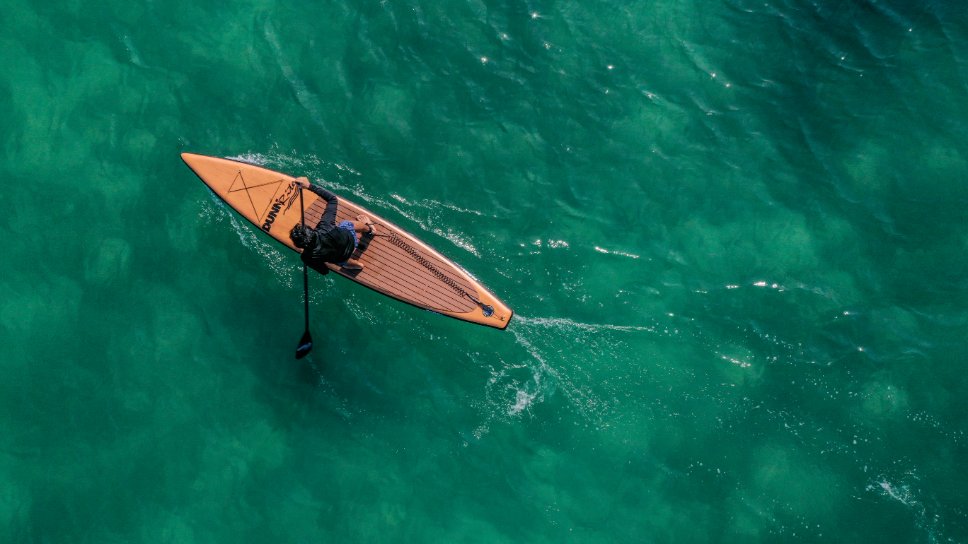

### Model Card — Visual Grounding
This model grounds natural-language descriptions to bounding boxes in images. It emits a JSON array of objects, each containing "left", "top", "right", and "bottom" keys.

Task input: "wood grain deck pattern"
[{"left": 307, "top": 199, "right": 479, "bottom": 314}]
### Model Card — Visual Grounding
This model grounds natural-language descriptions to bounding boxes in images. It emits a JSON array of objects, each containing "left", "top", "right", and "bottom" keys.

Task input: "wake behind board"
[{"left": 182, "top": 153, "right": 512, "bottom": 329}]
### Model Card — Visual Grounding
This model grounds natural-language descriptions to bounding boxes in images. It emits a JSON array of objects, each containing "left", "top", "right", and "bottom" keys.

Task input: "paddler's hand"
[{"left": 293, "top": 176, "right": 310, "bottom": 189}]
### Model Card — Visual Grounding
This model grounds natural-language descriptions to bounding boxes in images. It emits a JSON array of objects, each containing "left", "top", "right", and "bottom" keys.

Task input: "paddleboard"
[{"left": 182, "top": 153, "right": 512, "bottom": 329}]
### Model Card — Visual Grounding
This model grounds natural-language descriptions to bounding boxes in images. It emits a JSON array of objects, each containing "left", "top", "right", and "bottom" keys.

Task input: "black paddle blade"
[{"left": 295, "top": 330, "right": 313, "bottom": 359}]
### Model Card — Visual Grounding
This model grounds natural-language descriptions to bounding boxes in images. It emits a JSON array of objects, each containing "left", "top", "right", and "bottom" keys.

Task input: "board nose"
[{"left": 181, "top": 152, "right": 202, "bottom": 171}]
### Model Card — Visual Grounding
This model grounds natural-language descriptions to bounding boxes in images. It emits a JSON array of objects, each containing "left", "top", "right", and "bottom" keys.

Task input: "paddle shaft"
[
  {"left": 301, "top": 186, "right": 310, "bottom": 330},
  {"left": 296, "top": 186, "right": 313, "bottom": 358}
]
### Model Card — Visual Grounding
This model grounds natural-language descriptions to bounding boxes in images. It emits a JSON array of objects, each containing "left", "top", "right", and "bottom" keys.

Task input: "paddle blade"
[{"left": 295, "top": 330, "right": 313, "bottom": 359}]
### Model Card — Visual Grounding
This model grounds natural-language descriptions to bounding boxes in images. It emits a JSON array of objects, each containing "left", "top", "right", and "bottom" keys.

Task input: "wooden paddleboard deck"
[{"left": 182, "top": 153, "right": 512, "bottom": 329}]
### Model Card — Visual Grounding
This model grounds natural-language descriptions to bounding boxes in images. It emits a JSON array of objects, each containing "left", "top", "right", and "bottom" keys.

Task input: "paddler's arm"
[{"left": 293, "top": 176, "right": 339, "bottom": 226}]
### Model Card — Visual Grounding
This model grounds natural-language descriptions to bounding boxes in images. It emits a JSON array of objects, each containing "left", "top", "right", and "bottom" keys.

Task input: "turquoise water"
[{"left": 3, "top": 0, "right": 967, "bottom": 541}]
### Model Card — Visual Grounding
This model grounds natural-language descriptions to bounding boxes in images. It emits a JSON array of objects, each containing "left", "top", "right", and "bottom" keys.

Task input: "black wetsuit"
[{"left": 299, "top": 185, "right": 355, "bottom": 270}]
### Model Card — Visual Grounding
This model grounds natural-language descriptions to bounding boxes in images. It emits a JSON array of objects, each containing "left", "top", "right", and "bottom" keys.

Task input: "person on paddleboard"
[{"left": 289, "top": 177, "right": 377, "bottom": 272}]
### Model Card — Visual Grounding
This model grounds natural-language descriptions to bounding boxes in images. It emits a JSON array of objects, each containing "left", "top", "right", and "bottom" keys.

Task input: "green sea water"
[{"left": 2, "top": 0, "right": 968, "bottom": 542}]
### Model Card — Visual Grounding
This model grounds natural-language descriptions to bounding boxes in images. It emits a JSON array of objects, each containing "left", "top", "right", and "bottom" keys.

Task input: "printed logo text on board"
[{"left": 261, "top": 182, "right": 299, "bottom": 232}]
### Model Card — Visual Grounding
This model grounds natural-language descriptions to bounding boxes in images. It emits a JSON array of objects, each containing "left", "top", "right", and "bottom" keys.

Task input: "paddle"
[{"left": 295, "top": 185, "right": 313, "bottom": 359}]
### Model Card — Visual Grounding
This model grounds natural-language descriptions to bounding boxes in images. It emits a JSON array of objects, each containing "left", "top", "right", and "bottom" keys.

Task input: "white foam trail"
[
  {"left": 505, "top": 330, "right": 550, "bottom": 415},
  {"left": 873, "top": 480, "right": 916, "bottom": 506},
  {"left": 593, "top": 246, "right": 640, "bottom": 259},
  {"left": 227, "top": 152, "right": 270, "bottom": 166},
  {"left": 390, "top": 193, "right": 488, "bottom": 217},
  {"left": 516, "top": 315, "right": 656, "bottom": 333},
  {"left": 430, "top": 200, "right": 487, "bottom": 217},
  {"left": 332, "top": 162, "right": 361, "bottom": 176},
  {"left": 866, "top": 474, "right": 948, "bottom": 542},
  {"left": 228, "top": 151, "right": 316, "bottom": 174},
  {"left": 530, "top": 239, "right": 570, "bottom": 249},
  {"left": 342, "top": 296, "right": 382, "bottom": 326},
  {"left": 508, "top": 387, "right": 539, "bottom": 416},
  {"left": 507, "top": 325, "right": 606, "bottom": 425},
  {"left": 719, "top": 354, "right": 752, "bottom": 368},
  {"left": 434, "top": 228, "right": 480, "bottom": 257},
  {"left": 371, "top": 198, "right": 481, "bottom": 256}
]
